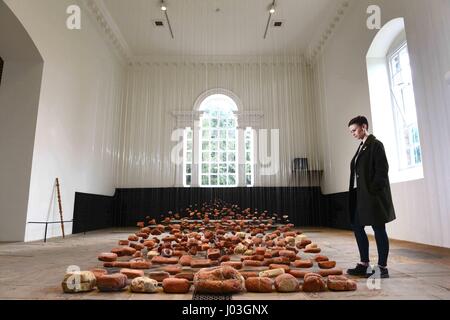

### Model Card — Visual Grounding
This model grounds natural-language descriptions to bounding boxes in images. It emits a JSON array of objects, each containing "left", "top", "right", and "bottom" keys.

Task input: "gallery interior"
[{"left": 0, "top": 0, "right": 449, "bottom": 300}]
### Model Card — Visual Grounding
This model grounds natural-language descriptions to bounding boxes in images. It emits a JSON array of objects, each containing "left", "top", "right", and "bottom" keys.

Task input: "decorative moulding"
[
  {"left": 80, "top": 0, "right": 351, "bottom": 67},
  {"left": 171, "top": 111, "right": 264, "bottom": 129},
  {"left": 307, "top": 0, "right": 354, "bottom": 63},
  {"left": 80, "top": 0, "right": 132, "bottom": 63},
  {"left": 193, "top": 88, "right": 242, "bottom": 112},
  {"left": 128, "top": 55, "right": 306, "bottom": 66},
  {"left": 236, "top": 111, "right": 265, "bottom": 129},
  {"left": 171, "top": 111, "right": 202, "bottom": 129}
]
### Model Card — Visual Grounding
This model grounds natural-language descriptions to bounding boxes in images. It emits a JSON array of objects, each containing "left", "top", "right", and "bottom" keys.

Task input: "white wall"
[
  {"left": 313, "top": 0, "right": 450, "bottom": 247},
  {"left": 4, "top": 0, "right": 125, "bottom": 242},
  {"left": 119, "top": 61, "right": 320, "bottom": 187},
  {"left": 0, "top": 0, "right": 43, "bottom": 242}
]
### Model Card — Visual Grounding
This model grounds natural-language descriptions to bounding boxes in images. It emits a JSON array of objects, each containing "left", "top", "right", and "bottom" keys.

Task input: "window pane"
[
  {"left": 219, "top": 175, "right": 227, "bottom": 185},
  {"left": 414, "top": 146, "right": 422, "bottom": 164},
  {"left": 186, "top": 164, "right": 192, "bottom": 174},
  {"left": 406, "top": 149, "right": 412, "bottom": 166},
  {"left": 202, "top": 119, "right": 210, "bottom": 128},
  {"left": 186, "top": 152, "right": 192, "bottom": 162},
  {"left": 245, "top": 164, "right": 251, "bottom": 173},
  {"left": 196, "top": 95, "right": 241, "bottom": 188},
  {"left": 186, "top": 175, "right": 191, "bottom": 186},
  {"left": 246, "top": 152, "right": 251, "bottom": 162},
  {"left": 412, "top": 127, "right": 419, "bottom": 144},
  {"left": 389, "top": 45, "right": 422, "bottom": 170},
  {"left": 246, "top": 175, "right": 252, "bottom": 186}
]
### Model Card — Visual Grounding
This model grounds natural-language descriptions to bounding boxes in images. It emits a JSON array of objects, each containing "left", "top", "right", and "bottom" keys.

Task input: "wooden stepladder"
[{"left": 55, "top": 178, "right": 65, "bottom": 238}]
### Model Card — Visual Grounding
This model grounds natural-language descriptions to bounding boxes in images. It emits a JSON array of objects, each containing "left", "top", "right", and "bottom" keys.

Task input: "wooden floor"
[{"left": 0, "top": 228, "right": 449, "bottom": 300}]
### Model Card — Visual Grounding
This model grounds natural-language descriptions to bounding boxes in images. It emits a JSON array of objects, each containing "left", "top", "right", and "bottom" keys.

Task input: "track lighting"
[
  {"left": 161, "top": 1, "right": 167, "bottom": 11},
  {"left": 159, "top": 0, "right": 174, "bottom": 39},
  {"left": 264, "top": 1, "right": 277, "bottom": 39}
]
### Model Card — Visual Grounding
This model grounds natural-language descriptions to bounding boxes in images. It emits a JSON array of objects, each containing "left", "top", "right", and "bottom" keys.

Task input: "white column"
[
  {"left": 237, "top": 127, "right": 246, "bottom": 187},
  {"left": 191, "top": 120, "right": 201, "bottom": 187},
  {"left": 172, "top": 127, "right": 185, "bottom": 187}
]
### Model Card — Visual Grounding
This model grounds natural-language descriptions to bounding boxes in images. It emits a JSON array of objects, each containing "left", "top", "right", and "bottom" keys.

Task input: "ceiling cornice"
[
  {"left": 306, "top": 0, "right": 355, "bottom": 63},
  {"left": 129, "top": 54, "right": 306, "bottom": 66},
  {"left": 80, "top": 0, "right": 352, "bottom": 66},
  {"left": 80, "top": 0, "right": 132, "bottom": 63}
]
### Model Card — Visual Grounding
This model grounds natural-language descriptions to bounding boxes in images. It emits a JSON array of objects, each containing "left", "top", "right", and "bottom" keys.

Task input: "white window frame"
[
  {"left": 244, "top": 127, "right": 254, "bottom": 187},
  {"left": 182, "top": 92, "right": 257, "bottom": 188},
  {"left": 387, "top": 42, "right": 423, "bottom": 172},
  {"left": 183, "top": 127, "right": 193, "bottom": 187},
  {"left": 198, "top": 109, "right": 239, "bottom": 188},
  {"left": 366, "top": 17, "right": 424, "bottom": 184}
]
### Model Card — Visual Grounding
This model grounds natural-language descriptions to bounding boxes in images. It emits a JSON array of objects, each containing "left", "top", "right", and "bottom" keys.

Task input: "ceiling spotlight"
[
  {"left": 161, "top": 1, "right": 167, "bottom": 11},
  {"left": 264, "top": 1, "right": 277, "bottom": 39}
]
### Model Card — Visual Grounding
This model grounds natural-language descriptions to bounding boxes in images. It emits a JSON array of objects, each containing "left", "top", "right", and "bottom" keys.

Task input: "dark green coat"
[{"left": 349, "top": 135, "right": 396, "bottom": 226}]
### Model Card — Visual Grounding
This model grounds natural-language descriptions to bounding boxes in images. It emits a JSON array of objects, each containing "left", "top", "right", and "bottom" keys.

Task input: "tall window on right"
[
  {"left": 387, "top": 43, "right": 422, "bottom": 170},
  {"left": 366, "top": 18, "right": 423, "bottom": 183}
]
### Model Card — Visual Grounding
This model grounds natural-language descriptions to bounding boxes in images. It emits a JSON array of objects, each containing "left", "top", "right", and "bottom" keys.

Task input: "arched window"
[
  {"left": 387, "top": 42, "right": 422, "bottom": 169},
  {"left": 183, "top": 91, "right": 254, "bottom": 188},
  {"left": 366, "top": 18, "right": 423, "bottom": 183},
  {"left": 199, "top": 94, "right": 238, "bottom": 187}
]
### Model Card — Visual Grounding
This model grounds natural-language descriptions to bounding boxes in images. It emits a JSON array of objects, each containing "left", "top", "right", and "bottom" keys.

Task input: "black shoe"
[
  {"left": 347, "top": 263, "right": 372, "bottom": 277},
  {"left": 367, "top": 266, "right": 390, "bottom": 279}
]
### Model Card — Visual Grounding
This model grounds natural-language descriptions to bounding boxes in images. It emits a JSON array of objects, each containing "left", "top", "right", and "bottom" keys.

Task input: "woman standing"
[{"left": 347, "top": 116, "right": 396, "bottom": 279}]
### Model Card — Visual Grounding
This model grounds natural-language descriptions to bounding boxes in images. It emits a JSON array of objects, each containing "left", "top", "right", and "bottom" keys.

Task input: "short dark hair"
[{"left": 348, "top": 116, "right": 369, "bottom": 130}]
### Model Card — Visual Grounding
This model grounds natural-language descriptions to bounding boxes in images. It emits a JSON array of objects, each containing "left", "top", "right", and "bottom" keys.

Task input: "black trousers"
[
  {"left": 352, "top": 223, "right": 390, "bottom": 267},
  {"left": 351, "top": 189, "right": 390, "bottom": 267}
]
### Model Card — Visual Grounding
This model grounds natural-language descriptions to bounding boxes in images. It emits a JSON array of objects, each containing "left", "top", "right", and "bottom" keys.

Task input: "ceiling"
[{"left": 101, "top": 0, "right": 341, "bottom": 58}]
